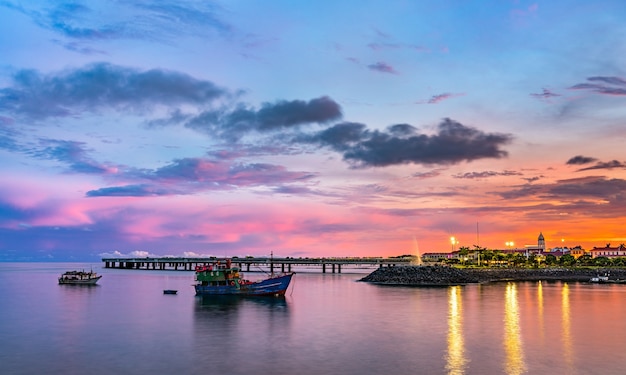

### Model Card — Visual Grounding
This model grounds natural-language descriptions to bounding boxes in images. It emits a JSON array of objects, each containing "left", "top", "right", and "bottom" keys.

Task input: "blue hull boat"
[{"left": 193, "top": 259, "right": 294, "bottom": 297}]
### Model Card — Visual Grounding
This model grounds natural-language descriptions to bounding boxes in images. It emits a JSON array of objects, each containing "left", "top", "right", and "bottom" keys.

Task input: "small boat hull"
[
  {"left": 163, "top": 290, "right": 178, "bottom": 294},
  {"left": 195, "top": 273, "right": 293, "bottom": 297}
]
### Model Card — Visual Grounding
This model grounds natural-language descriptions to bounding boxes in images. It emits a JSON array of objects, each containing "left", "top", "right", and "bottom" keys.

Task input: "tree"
[
  {"left": 612, "top": 257, "right": 626, "bottom": 267},
  {"left": 594, "top": 256, "right": 610, "bottom": 267},
  {"left": 545, "top": 254, "right": 557, "bottom": 265},
  {"left": 481, "top": 250, "right": 495, "bottom": 265},
  {"left": 495, "top": 251, "right": 506, "bottom": 265},
  {"left": 559, "top": 254, "right": 576, "bottom": 266},
  {"left": 458, "top": 246, "right": 471, "bottom": 265},
  {"left": 512, "top": 253, "right": 526, "bottom": 267},
  {"left": 576, "top": 254, "right": 593, "bottom": 266},
  {"left": 473, "top": 245, "right": 486, "bottom": 266}
]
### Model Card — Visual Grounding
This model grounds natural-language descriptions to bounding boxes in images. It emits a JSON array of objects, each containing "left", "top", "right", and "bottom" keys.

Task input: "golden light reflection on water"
[
  {"left": 537, "top": 281, "right": 544, "bottom": 342},
  {"left": 561, "top": 283, "right": 573, "bottom": 371},
  {"left": 504, "top": 282, "right": 526, "bottom": 375},
  {"left": 446, "top": 286, "right": 467, "bottom": 375}
]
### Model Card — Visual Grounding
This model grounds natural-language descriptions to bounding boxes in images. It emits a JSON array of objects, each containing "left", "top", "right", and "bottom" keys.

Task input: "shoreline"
[{"left": 359, "top": 265, "right": 626, "bottom": 286}]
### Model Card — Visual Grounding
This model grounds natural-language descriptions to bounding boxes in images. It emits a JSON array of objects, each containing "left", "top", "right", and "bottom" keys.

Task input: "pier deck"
[{"left": 102, "top": 256, "right": 414, "bottom": 273}]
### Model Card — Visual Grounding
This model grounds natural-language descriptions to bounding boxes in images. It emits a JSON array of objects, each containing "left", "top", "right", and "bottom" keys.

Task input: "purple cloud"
[
  {"left": 530, "top": 88, "right": 561, "bottom": 100},
  {"left": 453, "top": 170, "right": 522, "bottom": 179},
  {"left": 87, "top": 157, "right": 316, "bottom": 197},
  {"left": 577, "top": 160, "right": 626, "bottom": 172},
  {"left": 367, "top": 62, "right": 397, "bottom": 74},
  {"left": 567, "top": 155, "right": 597, "bottom": 165},
  {"left": 499, "top": 176, "right": 626, "bottom": 201},
  {"left": 569, "top": 76, "right": 626, "bottom": 96},
  {"left": 418, "top": 92, "right": 465, "bottom": 104}
]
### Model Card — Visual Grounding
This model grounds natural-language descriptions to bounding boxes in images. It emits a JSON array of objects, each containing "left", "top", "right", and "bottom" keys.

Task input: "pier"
[{"left": 102, "top": 256, "right": 414, "bottom": 273}]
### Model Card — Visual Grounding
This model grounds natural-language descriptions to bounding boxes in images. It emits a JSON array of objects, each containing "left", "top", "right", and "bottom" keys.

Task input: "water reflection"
[
  {"left": 537, "top": 281, "right": 544, "bottom": 342},
  {"left": 192, "top": 295, "right": 291, "bottom": 371},
  {"left": 561, "top": 283, "right": 573, "bottom": 372},
  {"left": 195, "top": 295, "right": 288, "bottom": 313},
  {"left": 504, "top": 282, "right": 526, "bottom": 375},
  {"left": 446, "top": 286, "right": 467, "bottom": 375}
]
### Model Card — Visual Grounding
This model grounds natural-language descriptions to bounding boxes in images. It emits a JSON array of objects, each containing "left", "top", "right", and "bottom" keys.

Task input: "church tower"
[{"left": 538, "top": 232, "right": 545, "bottom": 251}]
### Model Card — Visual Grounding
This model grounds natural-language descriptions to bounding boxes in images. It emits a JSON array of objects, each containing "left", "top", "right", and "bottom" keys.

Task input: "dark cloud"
[
  {"left": 367, "top": 62, "right": 397, "bottom": 74},
  {"left": 185, "top": 97, "right": 342, "bottom": 141},
  {"left": 453, "top": 170, "right": 522, "bottom": 179},
  {"left": 0, "top": 63, "right": 227, "bottom": 119},
  {"left": 304, "top": 122, "right": 368, "bottom": 151},
  {"left": 569, "top": 76, "right": 626, "bottom": 96},
  {"left": 577, "top": 160, "right": 626, "bottom": 171},
  {"left": 254, "top": 97, "right": 342, "bottom": 130},
  {"left": 308, "top": 118, "right": 512, "bottom": 168},
  {"left": 566, "top": 155, "right": 597, "bottom": 165}
]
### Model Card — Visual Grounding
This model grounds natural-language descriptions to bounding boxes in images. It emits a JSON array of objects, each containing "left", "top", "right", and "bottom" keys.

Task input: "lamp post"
[{"left": 451, "top": 236, "right": 456, "bottom": 252}]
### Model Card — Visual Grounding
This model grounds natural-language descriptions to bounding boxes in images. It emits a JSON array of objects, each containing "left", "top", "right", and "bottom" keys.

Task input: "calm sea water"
[{"left": 2, "top": 263, "right": 626, "bottom": 375}]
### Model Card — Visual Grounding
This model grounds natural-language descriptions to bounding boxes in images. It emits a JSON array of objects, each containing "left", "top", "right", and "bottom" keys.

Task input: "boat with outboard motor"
[{"left": 193, "top": 258, "right": 293, "bottom": 297}]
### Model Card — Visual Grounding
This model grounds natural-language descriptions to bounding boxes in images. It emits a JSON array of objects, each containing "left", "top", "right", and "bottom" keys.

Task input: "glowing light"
[
  {"left": 504, "top": 283, "right": 526, "bottom": 375},
  {"left": 562, "top": 283, "right": 574, "bottom": 372},
  {"left": 446, "top": 286, "right": 467, "bottom": 374},
  {"left": 450, "top": 236, "right": 458, "bottom": 251}
]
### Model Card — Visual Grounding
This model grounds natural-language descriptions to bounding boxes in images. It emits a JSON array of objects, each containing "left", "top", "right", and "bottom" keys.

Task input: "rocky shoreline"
[{"left": 359, "top": 265, "right": 626, "bottom": 285}]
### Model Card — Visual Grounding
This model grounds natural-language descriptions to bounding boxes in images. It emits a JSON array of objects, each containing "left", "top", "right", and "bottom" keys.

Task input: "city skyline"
[{"left": 1, "top": 1, "right": 626, "bottom": 261}]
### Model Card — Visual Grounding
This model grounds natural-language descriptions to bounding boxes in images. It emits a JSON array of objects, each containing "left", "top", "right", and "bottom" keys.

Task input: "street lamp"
[
  {"left": 506, "top": 241, "right": 515, "bottom": 249},
  {"left": 450, "top": 236, "right": 457, "bottom": 252}
]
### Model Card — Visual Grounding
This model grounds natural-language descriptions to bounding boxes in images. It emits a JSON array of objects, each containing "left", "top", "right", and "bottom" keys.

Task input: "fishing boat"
[
  {"left": 58, "top": 270, "right": 102, "bottom": 285},
  {"left": 194, "top": 259, "right": 293, "bottom": 297}
]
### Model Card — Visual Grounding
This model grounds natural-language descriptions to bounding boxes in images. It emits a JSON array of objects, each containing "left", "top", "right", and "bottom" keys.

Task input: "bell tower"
[{"left": 538, "top": 232, "right": 545, "bottom": 251}]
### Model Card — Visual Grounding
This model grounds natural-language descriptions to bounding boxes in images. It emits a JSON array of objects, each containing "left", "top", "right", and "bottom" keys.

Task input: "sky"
[{"left": 1, "top": 0, "right": 626, "bottom": 261}]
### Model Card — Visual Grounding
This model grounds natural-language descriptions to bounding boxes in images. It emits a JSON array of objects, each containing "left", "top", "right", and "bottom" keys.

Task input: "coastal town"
[{"left": 421, "top": 232, "right": 626, "bottom": 267}]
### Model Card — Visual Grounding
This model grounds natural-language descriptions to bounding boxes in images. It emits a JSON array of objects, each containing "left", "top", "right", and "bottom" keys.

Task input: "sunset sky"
[{"left": 2, "top": 0, "right": 626, "bottom": 261}]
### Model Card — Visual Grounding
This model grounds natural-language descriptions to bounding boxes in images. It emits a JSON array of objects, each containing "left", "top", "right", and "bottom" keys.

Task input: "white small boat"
[
  {"left": 58, "top": 270, "right": 102, "bottom": 285},
  {"left": 590, "top": 275, "right": 609, "bottom": 283}
]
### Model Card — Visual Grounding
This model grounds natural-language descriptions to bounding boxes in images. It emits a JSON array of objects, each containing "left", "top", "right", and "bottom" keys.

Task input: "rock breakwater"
[{"left": 359, "top": 265, "right": 626, "bottom": 285}]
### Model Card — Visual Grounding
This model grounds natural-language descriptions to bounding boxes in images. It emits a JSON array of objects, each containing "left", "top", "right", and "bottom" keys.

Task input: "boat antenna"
[{"left": 270, "top": 251, "right": 274, "bottom": 277}]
